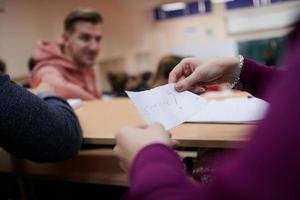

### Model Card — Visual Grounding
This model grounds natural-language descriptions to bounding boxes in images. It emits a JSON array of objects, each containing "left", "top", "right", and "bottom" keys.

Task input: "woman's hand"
[
  {"left": 114, "top": 123, "right": 179, "bottom": 171},
  {"left": 168, "top": 57, "right": 240, "bottom": 94}
]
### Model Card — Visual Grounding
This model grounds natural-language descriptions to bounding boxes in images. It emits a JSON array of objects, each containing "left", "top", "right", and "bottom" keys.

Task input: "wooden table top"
[{"left": 76, "top": 98, "right": 255, "bottom": 148}]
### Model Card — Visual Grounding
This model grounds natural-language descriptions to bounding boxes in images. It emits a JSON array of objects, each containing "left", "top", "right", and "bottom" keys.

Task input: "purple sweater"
[{"left": 127, "top": 30, "right": 300, "bottom": 199}]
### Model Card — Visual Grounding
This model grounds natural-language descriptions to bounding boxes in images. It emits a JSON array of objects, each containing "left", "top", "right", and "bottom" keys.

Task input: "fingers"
[
  {"left": 169, "top": 58, "right": 196, "bottom": 83},
  {"left": 149, "top": 122, "right": 165, "bottom": 131},
  {"left": 175, "top": 69, "right": 201, "bottom": 92},
  {"left": 135, "top": 124, "right": 148, "bottom": 129},
  {"left": 119, "top": 161, "right": 128, "bottom": 172},
  {"left": 115, "top": 127, "right": 128, "bottom": 140},
  {"left": 169, "top": 57, "right": 202, "bottom": 84},
  {"left": 113, "top": 145, "right": 129, "bottom": 172},
  {"left": 170, "top": 139, "right": 180, "bottom": 148},
  {"left": 190, "top": 86, "right": 206, "bottom": 95},
  {"left": 183, "top": 65, "right": 193, "bottom": 77},
  {"left": 168, "top": 64, "right": 184, "bottom": 84},
  {"left": 113, "top": 145, "right": 121, "bottom": 158}
]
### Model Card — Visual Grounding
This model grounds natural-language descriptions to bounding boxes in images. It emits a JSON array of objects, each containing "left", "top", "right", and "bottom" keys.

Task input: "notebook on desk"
[{"left": 186, "top": 96, "right": 269, "bottom": 124}]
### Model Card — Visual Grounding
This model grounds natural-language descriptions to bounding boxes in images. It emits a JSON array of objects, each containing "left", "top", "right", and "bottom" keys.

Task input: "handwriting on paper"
[
  {"left": 126, "top": 83, "right": 269, "bottom": 129},
  {"left": 126, "top": 84, "right": 205, "bottom": 130}
]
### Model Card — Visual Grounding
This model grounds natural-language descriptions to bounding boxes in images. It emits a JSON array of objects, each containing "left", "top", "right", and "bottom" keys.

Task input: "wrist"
[
  {"left": 230, "top": 55, "right": 244, "bottom": 89},
  {"left": 225, "top": 57, "right": 240, "bottom": 71}
]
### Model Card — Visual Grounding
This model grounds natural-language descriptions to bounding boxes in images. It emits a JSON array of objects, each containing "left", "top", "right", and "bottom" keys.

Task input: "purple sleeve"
[
  {"left": 240, "top": 58, "right": 284, "bottom": 99},
  {"left": 127, "top": 144, "right": 202, "bottom": 200},
  {"left": 127, "top": 37, "right": 300, "bottom": 199}
]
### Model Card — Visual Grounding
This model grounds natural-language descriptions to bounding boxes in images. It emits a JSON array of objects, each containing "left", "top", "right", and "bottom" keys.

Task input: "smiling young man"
[{"left": 30, "top": 8, "right": 103, "bottom": 100}]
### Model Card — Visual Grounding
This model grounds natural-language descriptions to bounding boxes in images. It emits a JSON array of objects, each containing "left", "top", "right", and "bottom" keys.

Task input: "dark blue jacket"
[{"left": 0, "top": 75, "right": 82, "bottom": 162}]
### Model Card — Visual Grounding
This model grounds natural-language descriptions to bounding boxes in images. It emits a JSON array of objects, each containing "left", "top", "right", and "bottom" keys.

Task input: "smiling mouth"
[{"left": 86, "top": 54, "right": 96, "bottom": 59}]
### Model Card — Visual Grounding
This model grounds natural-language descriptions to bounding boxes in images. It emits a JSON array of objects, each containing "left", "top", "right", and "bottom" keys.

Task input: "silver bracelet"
[{"left": 230, "top": 55, "right": 244, "bottom": 89}]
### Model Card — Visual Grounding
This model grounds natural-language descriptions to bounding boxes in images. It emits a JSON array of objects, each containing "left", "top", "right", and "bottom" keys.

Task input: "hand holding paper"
[{"left": 126, "top": 84, "right": 269, "bottom": 129}]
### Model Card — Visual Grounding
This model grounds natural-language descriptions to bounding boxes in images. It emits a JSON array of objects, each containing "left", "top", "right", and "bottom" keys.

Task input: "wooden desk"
[
  {"left": 0, "top": 148, "right": 128, "bottom": 186},
  {"left": 0, "top": 96, "right": 256, "bottom": 188},
  {"left": 77, "top": 98, "right": 254, "bottom": 148}
]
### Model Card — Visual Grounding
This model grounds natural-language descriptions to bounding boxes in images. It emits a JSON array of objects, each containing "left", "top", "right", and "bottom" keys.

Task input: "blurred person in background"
[
  {"left": 150, "top": 55, "right": 182, "bottom": 88},
  {"left": 107, "top": 72, "right": 129, "bottom": 97},
  {"left": 0, "top": 59, "right": 6, "bottom": 75},
  {"left": 28, "top": 56, "right": 37, "bottom": 72},
  {"left": 125, "top": 74, "right": 148, "bottom": 92},
  {"left": 108, "top": 71, "right": 153, "bottom": 96},
  {"left": 30, "top": 8, "right": 102, "bottom": 100}
]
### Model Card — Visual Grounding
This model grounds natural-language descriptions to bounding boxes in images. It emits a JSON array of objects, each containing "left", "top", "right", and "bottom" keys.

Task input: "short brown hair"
[
  {"left": 150, "top": 55, "right": 183, "bottom": 88},
  {"left": 64, "top": 8, "right": 103, "bottom": 32}
]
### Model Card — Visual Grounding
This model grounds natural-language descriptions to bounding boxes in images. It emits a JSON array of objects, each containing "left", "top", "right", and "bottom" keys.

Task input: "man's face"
[{"left": 64, "top": 21, "right": 102, "bottom": 66}]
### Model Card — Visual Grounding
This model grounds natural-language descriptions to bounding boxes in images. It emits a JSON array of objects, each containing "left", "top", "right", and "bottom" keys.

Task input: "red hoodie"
[{"left": 30, "top": 41, "right": 101, "bottom": 100}]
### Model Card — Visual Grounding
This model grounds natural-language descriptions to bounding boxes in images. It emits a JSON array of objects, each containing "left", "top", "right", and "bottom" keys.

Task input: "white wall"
[{"left": 0, "top": 0, "right": 42, "bottom": 76}]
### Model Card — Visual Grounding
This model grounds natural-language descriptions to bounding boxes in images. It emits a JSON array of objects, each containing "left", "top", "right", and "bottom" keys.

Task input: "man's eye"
[
  {"left": 95, "top": 36, "right": 102, "bottom": 43},
  {"left": 80, "top": 35, "right": 90, "bottom": 42}
]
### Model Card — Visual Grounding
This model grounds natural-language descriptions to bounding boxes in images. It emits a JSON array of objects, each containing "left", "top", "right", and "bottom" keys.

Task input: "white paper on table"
[
  {"left": 126, "top": 84, "right": 206, "bottom": 130},
  {"left": 67, "top": 99, "right": 82, "bottom": 109},
  {"left": 186, "top": 97, "right": 269, "bottom": 123}
]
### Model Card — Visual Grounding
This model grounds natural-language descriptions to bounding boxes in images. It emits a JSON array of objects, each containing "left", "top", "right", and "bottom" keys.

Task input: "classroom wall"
[
  {"left": 148, "top": 2, "right": 296, "bottom": 63},
  {"left": 0, "top": 0, "right": 296, "bottom": 84},
  {"left": 0, "top": 0, "right": 42, "bottom": 77}
]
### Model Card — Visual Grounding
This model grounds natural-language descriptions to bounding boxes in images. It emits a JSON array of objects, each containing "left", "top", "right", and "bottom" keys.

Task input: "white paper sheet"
[
  {"left": 187, "top": 97, "right": 269, "bottom": 123},
  {"left": 126, "top": 84, "right": 269, "bottom": 129},
  {"left": 126, "top": 84, "right": 206, "bottom": 130},
  {"left": 67, "top": 99, "right": 82, "bottom": 109}
]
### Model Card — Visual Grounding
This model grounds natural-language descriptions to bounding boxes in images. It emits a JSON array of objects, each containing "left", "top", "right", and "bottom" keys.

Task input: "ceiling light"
[
  {"left": 211, "top": 0, "right": 235, "bottom": 3},
  {"left": 161, "top": 2, "right": 186, "bottom": 11}
]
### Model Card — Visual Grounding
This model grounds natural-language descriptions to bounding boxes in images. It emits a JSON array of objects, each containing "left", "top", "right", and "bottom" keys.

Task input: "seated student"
[
  {"left": 0, "top": 59, "right": 6, "bottom": 74},
  {"left": 0, "top": 74, "right": 82, "bottom": 162},
  {"left": 30, "top": 8, "right": 102, "bottom": 100},
  {"left": 113, "top": 20, "right": 300, "bottom": 199},
  {"left": 28, "top": 57, "right": 37, "bottom": 72},
  {"left": 125, "top": 74, "right": 148, "bottom": 92},
  {"left": 107, "top": 72, "right": 129, "bottom": 97},
  {"left": 149, "top": 55, "right": 182, "bottom": 88}
]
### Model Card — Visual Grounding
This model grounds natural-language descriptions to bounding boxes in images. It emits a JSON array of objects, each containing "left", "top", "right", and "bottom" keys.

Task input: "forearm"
[
  {"left": 55, "top": 82, "right": 98, "bottom": 100},
  {"left": 240, "top": 58, "right": 285, "bottom": 99},
  {"left": 33, "top": 67, "right": 98, "bottom": 100},
  {"left": 0, "top": 75, "right": 83, "bottom": 162}
]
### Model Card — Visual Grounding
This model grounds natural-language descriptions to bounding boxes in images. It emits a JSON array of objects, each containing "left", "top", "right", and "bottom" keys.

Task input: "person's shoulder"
[{"left": 0, "top": 74, "right": 10, "bottom": 85}]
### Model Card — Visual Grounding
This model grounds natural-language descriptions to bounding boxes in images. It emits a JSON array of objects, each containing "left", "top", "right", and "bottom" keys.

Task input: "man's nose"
[{"left": 89, "top": 39, "right": 99, "bottom": 51}]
